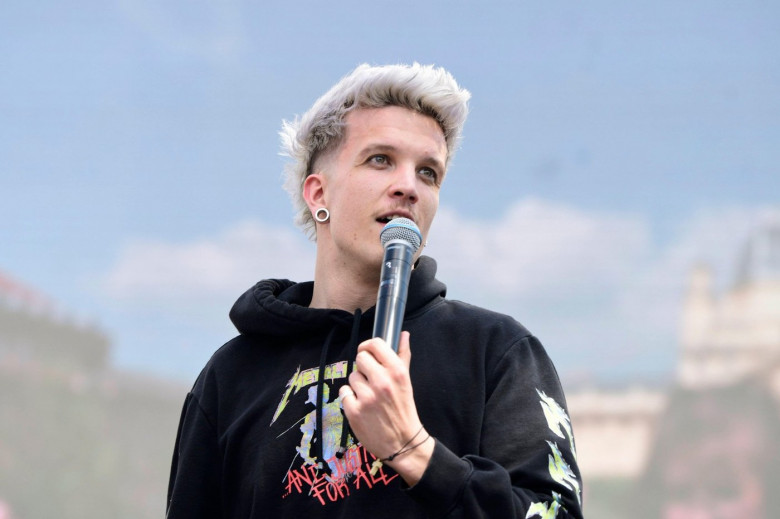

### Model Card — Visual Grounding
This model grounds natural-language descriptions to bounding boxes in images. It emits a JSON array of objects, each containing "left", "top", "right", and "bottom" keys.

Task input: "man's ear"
[{"left": 302, "top": 173, "right": 327, "bottom": 214}]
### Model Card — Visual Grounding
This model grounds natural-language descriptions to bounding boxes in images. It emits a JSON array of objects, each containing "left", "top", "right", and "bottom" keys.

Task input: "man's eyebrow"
[{"left": 358, "top": 143, "right": 399, "bottom": 157}]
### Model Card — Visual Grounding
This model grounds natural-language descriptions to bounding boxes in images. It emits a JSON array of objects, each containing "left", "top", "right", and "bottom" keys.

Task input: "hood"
[{"left": 229, "top": 255, "right": 447, "bottom": 337}]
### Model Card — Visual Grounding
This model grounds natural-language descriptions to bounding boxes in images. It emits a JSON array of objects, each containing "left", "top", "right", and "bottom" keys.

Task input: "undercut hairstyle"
[{"left": 280, "top": 63, "right": 471, "bottom": 239}]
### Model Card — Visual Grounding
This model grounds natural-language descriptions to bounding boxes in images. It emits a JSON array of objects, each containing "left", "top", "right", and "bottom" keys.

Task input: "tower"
[{"left": 677, "top": 217, "right": 780, "bottom": 389}]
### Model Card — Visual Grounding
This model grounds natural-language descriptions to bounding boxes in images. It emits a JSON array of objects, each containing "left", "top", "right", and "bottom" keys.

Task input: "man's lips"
[{"left": 376, "top": 213, "right": 414, "bottom": 224}]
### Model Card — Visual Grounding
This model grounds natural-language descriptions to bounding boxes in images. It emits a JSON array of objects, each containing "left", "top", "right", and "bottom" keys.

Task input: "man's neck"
[{"left": 309, "top": 253, "right": 380, "bottom": 312}]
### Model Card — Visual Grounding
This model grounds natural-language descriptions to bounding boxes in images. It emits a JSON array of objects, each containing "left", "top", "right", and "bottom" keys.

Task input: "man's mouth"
[{"left": 376, "top": 215, "right": 405, "bottom": 224}]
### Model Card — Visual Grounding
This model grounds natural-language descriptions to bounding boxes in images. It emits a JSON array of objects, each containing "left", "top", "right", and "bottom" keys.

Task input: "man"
[{"left": 167, "top": 63, "right": 583, "bottom": 518}]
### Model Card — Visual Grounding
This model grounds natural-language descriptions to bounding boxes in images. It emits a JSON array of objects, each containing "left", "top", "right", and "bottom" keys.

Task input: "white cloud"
[
  {"left": 103, "top": 220, "right": 315, "bottom": 303},
  {"left": 426, "top": 199, "right": 650, "bottom": 299}
]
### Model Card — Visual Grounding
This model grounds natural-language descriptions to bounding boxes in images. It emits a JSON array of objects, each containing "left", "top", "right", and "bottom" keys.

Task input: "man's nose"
[{"left": 389, "top": 164, "right": 418, "bottom": 202}]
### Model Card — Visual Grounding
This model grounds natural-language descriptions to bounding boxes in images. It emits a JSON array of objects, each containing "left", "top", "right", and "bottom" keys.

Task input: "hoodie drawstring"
[
  {"left": 336, "top": 308, "right": 362, "bottom": 458},
  {"left": 314, "top": 327, "right": 336, "bottom": 466}
]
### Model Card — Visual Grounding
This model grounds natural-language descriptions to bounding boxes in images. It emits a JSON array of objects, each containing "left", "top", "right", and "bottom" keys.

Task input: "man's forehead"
[
  {"left": 344, "top": 106, "right": 445, "bottom": 136},
  {"left": 342, "top": 106, "right": 447, "bottom": 156}
]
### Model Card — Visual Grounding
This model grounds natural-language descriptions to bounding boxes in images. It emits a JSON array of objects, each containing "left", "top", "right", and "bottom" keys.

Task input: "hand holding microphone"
[
  {"left": 372, "top": 217, "right": 423, "bottom": 353},
  {"left": 343, "top": 216, "right": 431, "bottom": 484}
]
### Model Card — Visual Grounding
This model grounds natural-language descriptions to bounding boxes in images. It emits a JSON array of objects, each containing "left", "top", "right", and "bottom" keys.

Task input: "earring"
[{"left": 314, "top": 208, "right": 330, "bottom": 223}]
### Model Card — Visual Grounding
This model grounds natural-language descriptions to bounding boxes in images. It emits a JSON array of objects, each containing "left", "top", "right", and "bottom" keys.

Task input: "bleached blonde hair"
[{"left": 280, "top": 63, "right": 471, "bottom": 239}]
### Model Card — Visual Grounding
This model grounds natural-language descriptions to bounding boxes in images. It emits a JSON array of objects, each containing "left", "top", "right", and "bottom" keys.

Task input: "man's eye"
[
  {"left": 369, "top": 155, "right": 389, "bottom": 165},
  {"left": 419, "top": 168, "right": 438, "bottom": 182}
]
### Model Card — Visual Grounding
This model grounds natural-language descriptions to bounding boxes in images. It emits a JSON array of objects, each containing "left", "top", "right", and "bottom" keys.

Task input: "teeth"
[{"left": 378, "top": 215, "right": 407, "bottom": 223}]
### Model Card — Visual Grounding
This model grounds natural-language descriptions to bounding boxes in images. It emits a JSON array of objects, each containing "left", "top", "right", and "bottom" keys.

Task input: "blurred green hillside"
[{"left": 0, "top": 300, "right": 185, "bottom": 518}]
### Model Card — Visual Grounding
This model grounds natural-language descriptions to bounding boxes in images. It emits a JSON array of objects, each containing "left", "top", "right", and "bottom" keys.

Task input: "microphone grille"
[{"left": 380, "top": 218, "right": 423, "bottom": 251}]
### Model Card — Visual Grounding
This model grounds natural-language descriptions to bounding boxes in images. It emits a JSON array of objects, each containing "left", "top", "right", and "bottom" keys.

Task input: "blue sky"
[{"left": 2, "top": 0, "right": 778, "bottom": 386}]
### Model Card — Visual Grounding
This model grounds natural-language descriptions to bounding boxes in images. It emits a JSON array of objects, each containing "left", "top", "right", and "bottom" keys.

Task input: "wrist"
[{"left": 385, "top": 432, "right": 434, "bottom": 487}]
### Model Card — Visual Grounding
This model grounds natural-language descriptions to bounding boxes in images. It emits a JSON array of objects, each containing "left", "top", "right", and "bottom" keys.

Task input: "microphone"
[{"left": 372, "top": 217, "right": 423, "bottom": 353}]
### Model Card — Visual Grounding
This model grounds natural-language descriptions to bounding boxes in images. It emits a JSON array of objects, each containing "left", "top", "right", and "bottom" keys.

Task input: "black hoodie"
[{"left": 167, "top": 256, "right": 584, "bottom": 518}]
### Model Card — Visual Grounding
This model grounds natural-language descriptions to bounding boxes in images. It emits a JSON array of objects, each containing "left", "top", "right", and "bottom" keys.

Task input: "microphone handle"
[{"left": 372, "top": 241, "right": 414, "bottom": 353}]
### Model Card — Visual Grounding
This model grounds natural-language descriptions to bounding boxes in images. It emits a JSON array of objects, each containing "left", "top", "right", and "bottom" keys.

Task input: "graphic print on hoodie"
[{"left": 272, "top": 359, "right": 401, "bottom": 505}]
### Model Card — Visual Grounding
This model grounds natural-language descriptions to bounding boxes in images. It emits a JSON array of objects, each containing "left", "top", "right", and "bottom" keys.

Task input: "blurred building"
[
  {"left": 679, "top": 223, "right": 780, "bottom": 392},
  {"left": 0, "top": 272, "right": 186, "bottom": 519},
  {"left": 567, "top": 386, "right": 665, "bottom": 480},
  {"left": 569, "top": 217, "right": 780, "bottom": 518}
]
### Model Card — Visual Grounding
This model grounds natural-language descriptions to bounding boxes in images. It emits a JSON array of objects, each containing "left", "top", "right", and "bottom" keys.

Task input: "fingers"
[
  {"left": 339, "top": 383, "right": 361, "bottom": 422},
  {"left": 338, "top": 384, "right": 355, "bottom": 401},
  {"left": 397, "top": 331, "right": 412, "bottom": 368},
  {"left": 350, "top": 334, "right": 413, "bottom": 396},
  {"left": 357, "top": 333, "right": 412, "bottom": 366},
  {"left": 347, "top": 364, "right": 371, "bottom": 402}
]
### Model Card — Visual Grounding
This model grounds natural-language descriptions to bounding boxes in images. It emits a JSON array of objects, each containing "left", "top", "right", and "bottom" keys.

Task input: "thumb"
[{"left": 397, "top": 331, "right": 412, "bottom": 368}]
